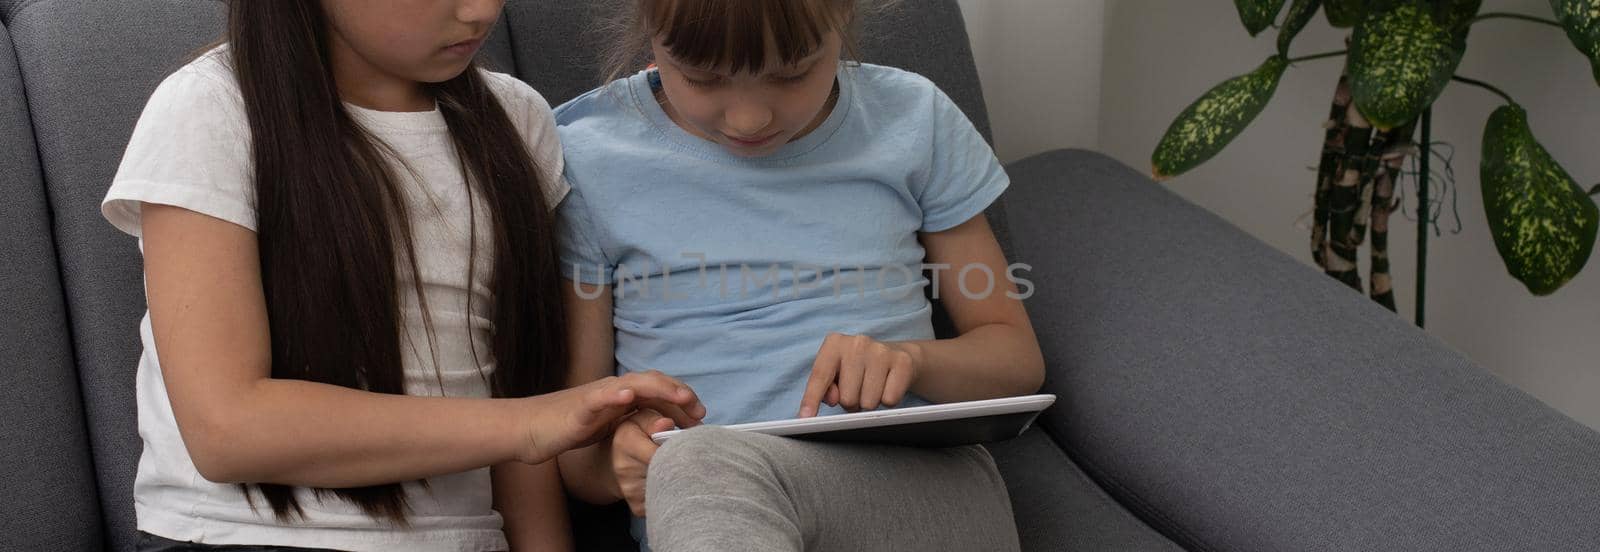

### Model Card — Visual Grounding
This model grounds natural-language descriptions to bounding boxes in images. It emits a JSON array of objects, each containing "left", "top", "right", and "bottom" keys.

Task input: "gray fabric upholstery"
[
  {"left": 478, "top": 15, "right": 516, "bottom": 75},
  {"left": 1004, "top": 149, "right": 1600, "bottom": 551},
  {"left": 988, "top": 428, "right": 1183, "bottom": 552},
  {"left": 7, "top": 2, "right": 228, "bottom": 550},
  {"left": 0, "top": 0, "right": 31, "bottom": 24},
  {"left": 0, "top": 19, "right": 103, "bottom": 552},
  {"left": 501, "top": 0, "right": 613, "bottom": 108}
]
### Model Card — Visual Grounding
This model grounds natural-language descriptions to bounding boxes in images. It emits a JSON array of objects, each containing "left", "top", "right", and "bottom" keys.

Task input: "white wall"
[
  {"left": 1096, "top": 0, "right": 1600, "bottom": 428},
  {"left": 958, "top": 0, "right": 1105, "bottom": 162}
]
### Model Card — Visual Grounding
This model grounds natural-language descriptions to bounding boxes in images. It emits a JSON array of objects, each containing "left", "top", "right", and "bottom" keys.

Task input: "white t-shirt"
[{"left": 100, "top": 46, "right": 568, "bottom": 552}]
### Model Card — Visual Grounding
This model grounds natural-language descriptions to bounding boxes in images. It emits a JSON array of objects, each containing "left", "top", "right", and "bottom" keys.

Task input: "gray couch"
[{"left": 4, "top": 1, "right": 1599, "bottom": 551}]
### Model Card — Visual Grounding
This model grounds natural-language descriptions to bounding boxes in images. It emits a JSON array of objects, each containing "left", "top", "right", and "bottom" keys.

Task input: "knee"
[{"left": 650, "top": 425, "right": 763, "bottom": 480}]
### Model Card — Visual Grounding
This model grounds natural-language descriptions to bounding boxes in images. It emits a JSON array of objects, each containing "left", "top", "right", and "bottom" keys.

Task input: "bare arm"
[
  {"left": 555, "top": 280, "right": 626, "bottom": 505},
  {"left": 142, "top": 204, "right": 701, "bottom": 487},
  {"left": 493, "top": 461, "right": 573, "bottom": 551},
  {"left": 904, "top": 214, "right": 1045, "bottom": 401},
  {"left": 798, "top": 214, "right": 1044, "bottom": 416}
]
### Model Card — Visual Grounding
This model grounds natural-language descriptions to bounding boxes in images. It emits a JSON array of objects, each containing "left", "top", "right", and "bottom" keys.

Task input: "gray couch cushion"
[
  {"left": 479, "top": 15, "right": 516, "bottom": 75},
  {"left": 0, "top": 19, "right": 103, "bottom": 552},
  {"left": 7, "top": 1, "right": 229, "bottom": 549},
  {"left": 988, "top": 428, "right": 1183, "bottom": 552},
  {"left": 1005, "top": 149, "right": 1600, "bottom": 551},
  {"left": 0, "top": 0, "right": 30, "bottom": 24}
]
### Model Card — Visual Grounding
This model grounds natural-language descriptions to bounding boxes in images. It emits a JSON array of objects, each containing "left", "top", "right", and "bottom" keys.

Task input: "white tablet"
[{"left": 650, "top": 394, "right": 1056, "bottom": 448}]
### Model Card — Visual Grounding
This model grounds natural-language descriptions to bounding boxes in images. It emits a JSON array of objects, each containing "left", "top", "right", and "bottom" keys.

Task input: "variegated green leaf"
[
  {"left": 1480, "top": 105, "right": 1599, "bottom": 296},
  {"left": 1152, "top": 56, "right": 1288, "bottom": 179},
  {"left": 1236, "top": 0, "right": 1290, "bottom": 36},
  {"left": 1349, "top": 1, "right": 1465, "bottom": 130},
  {"left": 1324, "top": 0, "right": 1366, "bottom": 27},
  {"left": 1278, "top": 0, "right": 1324, "bottom": 55},
  {"left": 1434, "top": 0, "right": 1483, "bottom": 33},
  {"left": 1550, "top": 0, "right": 1600, "bottom": 87}
]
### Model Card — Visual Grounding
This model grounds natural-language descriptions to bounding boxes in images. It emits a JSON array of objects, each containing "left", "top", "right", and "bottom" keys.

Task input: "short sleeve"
[
  {"left": 912, "top": 87, "right": 1010, "bottom": 233},
  {"left": 556, "top": 180, "right": 615, "bottom": 285},
  {"left": 102, "top": 60, "right": 257, "bottom": 237},
  {"left": 483, "top": 70, "right": 571, "bottom": 210}
]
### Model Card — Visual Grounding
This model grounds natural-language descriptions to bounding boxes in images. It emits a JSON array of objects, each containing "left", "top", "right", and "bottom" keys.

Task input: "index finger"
[
  {"left": 634, "top": 398, "right": 703, "bottom": 430},
  {"left": 614, "top": 371, "right": 704, "bottom": 413},
  {"left": 799, "top": 334, "right": 844, "bottom": 418}
]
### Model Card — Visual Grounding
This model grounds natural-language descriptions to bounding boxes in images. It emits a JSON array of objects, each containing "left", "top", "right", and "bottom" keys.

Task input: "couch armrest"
[{"left": 1001, "top": 149, "right": 1600, "bottom": 551}]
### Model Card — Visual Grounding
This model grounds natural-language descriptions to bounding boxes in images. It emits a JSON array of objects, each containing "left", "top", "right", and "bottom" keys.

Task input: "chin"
[{"left": 415, "top": 62, "right": 475, "bottom": 84}]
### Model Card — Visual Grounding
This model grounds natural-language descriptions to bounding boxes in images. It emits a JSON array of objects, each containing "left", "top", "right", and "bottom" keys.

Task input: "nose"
[
  {"left": 456, "top": 0, "right": 503, "bottom": 25},
  {"left": 723, "top": 96, "right": 773, "bottom": 138}
]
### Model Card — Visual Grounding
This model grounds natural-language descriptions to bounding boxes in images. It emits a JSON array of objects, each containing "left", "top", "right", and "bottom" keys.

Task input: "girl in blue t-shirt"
[{"left": 554, "top": 1, "right": 1046, "bottom": 550}]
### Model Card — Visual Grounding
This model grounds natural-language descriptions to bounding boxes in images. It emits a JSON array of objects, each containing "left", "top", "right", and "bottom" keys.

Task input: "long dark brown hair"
[
  {"left": 226, "top": 0, "right": 567, "bottom": 524},
  {"left": 598, "top": 0, "right": 896, "bottom": 83}
]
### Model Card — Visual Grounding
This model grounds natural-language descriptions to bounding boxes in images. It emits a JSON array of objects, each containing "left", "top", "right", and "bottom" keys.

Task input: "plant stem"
[
  {"left": 1287, "top": 50, "right": 1349, "bottom": 63},
  {"left": 1463, "top": 12, "right": 1564, "bottom": 31},
  {"left": 1416, "top": 108, "right": 1431, "bottom": 329},
  {"left": 1450, "top": 75, "right": 1515, "bottom": 105}
]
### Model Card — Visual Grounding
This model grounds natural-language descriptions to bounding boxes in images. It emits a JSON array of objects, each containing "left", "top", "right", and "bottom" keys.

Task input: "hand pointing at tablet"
[{"left": 799, "top": 333, "right": 923, "bottom": 418}]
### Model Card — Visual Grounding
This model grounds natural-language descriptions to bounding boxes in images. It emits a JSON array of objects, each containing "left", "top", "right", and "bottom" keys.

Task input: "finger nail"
[{"left": 799, "top": 406, "right": 815, "bottom": 418}]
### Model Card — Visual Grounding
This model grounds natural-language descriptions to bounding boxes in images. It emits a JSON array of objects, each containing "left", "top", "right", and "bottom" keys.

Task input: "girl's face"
[
  {"left": 322, "top": 0, "right": 502, "bottom": 106},
  {"left": 652, "top": 31, "right": 843, "bottom": 158}
]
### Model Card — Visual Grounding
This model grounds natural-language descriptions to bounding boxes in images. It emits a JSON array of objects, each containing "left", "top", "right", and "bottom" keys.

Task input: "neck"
[{"left": 326, "top": 32, "right": 433, "bottom": 112}]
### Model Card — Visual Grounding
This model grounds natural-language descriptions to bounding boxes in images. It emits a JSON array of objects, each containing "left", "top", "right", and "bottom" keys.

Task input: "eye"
[
  {"left": 680, "top": 73, "right": 725, "bottom": 89},
  {"left": 771, "top": 72, "right": 809, "bottom": 85},
  {"left": 771, "top": 66, "right": 814, "bottom": 85}
]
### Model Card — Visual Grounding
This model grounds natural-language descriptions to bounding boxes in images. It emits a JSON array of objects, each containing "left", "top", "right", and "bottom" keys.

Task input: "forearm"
[
  {"left": 556, "top": 443, "right": 621, "bottom": 505},
  {"left": 494, "top": 460, "right": 573, "bottom": 551},
  {"left": 195, "top": 378, "right": 526, "bottom": 488},
  {"left": 899, "top": 322, "right": 1045, "bottom": 403}
]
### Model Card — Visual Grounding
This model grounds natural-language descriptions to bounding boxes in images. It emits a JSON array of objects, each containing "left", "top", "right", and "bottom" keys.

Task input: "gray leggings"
[{"left": 645, "top": 425, "right": 1022, "bottom": 552}]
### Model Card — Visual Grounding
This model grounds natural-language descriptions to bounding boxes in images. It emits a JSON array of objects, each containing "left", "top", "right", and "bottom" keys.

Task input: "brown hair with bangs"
[{"left": 600, "top": 0, "right": 894, "bottom": 83}]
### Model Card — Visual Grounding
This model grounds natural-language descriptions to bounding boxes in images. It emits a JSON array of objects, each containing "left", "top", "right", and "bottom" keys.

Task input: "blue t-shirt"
[{"left": 554, "top": 62, "right": 1008, "bottom": 427}]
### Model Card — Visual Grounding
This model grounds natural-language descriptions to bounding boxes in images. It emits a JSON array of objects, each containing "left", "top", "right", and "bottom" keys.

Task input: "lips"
[
  {"left": 443, "top": 37, "right": 483, "bottom": 55},
  {"left": 725, "top": 131, "right": 781, "bottom": 148}
]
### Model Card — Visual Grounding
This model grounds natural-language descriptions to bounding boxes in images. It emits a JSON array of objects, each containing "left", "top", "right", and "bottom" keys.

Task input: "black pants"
[{"left": 137, "top": 532, "right": 345, "bottom": 552}]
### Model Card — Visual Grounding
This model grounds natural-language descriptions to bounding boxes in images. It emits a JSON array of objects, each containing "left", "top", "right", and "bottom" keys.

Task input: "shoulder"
[
  {"left": 474, "top": 69, "right": 570, "bottom": 206},
  {"left": 847, "top": 63, "right": 947, "bottom": 108},
  {"left": 552, "top": 75, "right": 638, "bottom": 128},
  {"left": 843, "top": 63, "right": 970, "bottom": 134},
  {"left": 839, "top": 63, "right": 976, "bottom": 150},
  {"left": 478, "top": 68, "right": 555, "bottom": 116},
  {"left": 145, "top": 45, "right": 247, "bottom": 124},
  {"left": 552, "top": 76, "right": 653, "bottom": 174},
  {"left": 473, "top": 67, "right": 550, "bottom": 108}
]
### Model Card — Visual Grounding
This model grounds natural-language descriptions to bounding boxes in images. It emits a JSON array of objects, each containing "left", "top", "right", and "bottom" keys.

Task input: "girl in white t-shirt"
[{"left": 99, "top": 1, "right": 704, "bottom": 551}]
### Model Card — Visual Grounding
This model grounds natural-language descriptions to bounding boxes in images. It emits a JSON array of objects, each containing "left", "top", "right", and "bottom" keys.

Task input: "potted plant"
[{"left": 1151, "top": 0, "right": 1600, "bottom": 321}]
